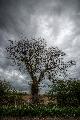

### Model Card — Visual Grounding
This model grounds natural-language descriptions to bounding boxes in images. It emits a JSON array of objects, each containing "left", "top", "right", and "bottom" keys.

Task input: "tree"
[{"left": 6, "top": 37, "right": 75, "bottom": 104}]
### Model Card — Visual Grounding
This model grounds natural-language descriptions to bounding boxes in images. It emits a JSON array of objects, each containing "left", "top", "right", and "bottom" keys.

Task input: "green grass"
[{"left": 0, "top": 104, "right": 80, "bottom": 117}]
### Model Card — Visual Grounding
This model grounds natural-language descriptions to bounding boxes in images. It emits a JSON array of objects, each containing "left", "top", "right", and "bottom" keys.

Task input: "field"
[{"left": 21, "top": 94, "right": 54, "bottom": 105}]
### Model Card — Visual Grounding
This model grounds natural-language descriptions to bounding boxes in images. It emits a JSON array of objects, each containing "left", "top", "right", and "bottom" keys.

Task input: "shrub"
[{"left": 49, "top": 80, "right": 80, "bottom": 107}]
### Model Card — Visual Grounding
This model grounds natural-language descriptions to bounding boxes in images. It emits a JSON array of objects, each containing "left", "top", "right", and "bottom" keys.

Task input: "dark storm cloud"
[
  {"left": 0, "top": 0, "right": 41, "bottom": 35},
  {"left": 0, "top": 0, "right": 80, "bottom": 91},
  {"left": 0, "top": 0, "right": 79, "bottom": 41}
]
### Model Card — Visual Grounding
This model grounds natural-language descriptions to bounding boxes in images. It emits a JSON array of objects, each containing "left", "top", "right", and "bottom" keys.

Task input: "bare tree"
[{"left": 6, "top": 37, "right": 75, "bottom": 104}]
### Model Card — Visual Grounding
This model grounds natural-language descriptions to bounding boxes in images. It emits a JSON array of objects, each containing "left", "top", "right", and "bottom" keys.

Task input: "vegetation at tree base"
[
  {"left": 48, "top": 80, "right": 80, "bottom": 107},
  {"left": 6, "top": 37, "right": 75, "bottom": 104}
]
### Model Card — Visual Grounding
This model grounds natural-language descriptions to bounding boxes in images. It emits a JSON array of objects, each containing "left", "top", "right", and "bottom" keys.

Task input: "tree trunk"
[{"left": 31, "top": 79, "right": 39, "bottom": 104}]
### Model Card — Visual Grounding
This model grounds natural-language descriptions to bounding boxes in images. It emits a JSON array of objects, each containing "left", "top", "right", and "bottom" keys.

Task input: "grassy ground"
[
  {"left": 0, "top": 105, "right": 80, "bottom": 118},
  {"left": 1, "top": 117, "right": 80, "bottom": 120}
]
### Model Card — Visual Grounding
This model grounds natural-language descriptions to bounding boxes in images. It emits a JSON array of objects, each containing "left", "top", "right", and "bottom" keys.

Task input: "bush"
[
  {"left": 49, "top": 80, "right": 80, "bottom": 107},
  {"left": 0, "top": 80, "right": 23, "bottom": 105}
]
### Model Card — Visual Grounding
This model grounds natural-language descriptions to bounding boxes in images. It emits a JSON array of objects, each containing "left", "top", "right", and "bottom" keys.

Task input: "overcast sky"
[{"left": 0, "top": 0, "right": 80, "bottom": 93}]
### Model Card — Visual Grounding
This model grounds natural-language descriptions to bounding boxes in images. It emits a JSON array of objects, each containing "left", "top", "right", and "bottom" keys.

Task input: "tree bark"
[{"left": 31, "top": 79, "right": 39, "bottom": 104}]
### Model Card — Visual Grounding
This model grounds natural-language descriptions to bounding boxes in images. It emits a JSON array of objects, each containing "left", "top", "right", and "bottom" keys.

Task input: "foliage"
[
  {"left": 6, "top": 37, "right": 75, "bottom": 104},
  {"left": 49, "top": 80, "right": 80, "bottom": 107}
]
